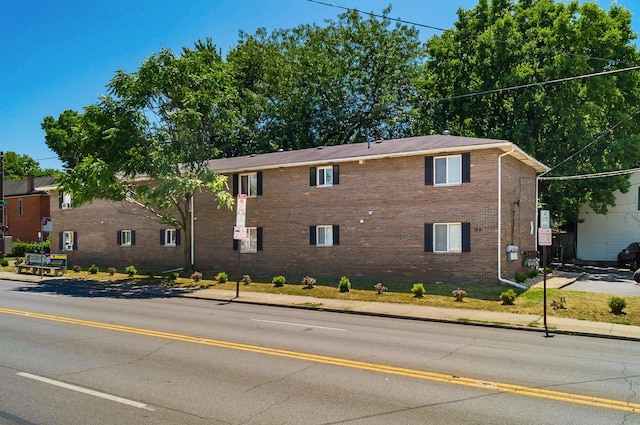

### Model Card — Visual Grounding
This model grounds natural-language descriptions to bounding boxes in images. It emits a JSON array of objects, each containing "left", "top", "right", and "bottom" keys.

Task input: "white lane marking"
[
  {"left": 251, "top": 319, "right": 346, "bottom": 331},
  {"left": 17, "top": 372, "right": 154, "bottom": 411}
]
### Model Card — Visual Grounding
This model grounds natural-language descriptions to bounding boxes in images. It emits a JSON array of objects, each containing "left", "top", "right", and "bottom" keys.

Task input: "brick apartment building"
[
  {"left": 3, "top": 175, "right": 55, "bottom": 244},
  {"left": 47, "top": 135, "right": 548, "bottom": 284}
]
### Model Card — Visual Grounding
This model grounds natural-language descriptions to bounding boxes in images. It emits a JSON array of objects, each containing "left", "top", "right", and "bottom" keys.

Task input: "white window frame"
[
  {"left": 434, "top": 223, "right": 462, "bottom": 253},
  {"left": 317, "top": 166, "right": 334, "bottom": 187},
  {"left": 434, "top": 155, "right": 462, "bottom": 186},
  {"left": 241, "top": 227, "right": 258, "bottom": 253},
  {"left": 164, "top": 229, "right": 177, "bottom": 247},
  {"left": 316, "top": 225, "right": 333, "bottom": 246},
  {"left": 240, "top": 173, "right": 258, "bottom": 197},
  {"left": 120, "top": 229, "right": 132, "bottom": 247},
  {"left": 62, "top": 231, "right": 74, "bottom": 251},
  {"left": 61, "top": 192, "right": 73, "bottom": 209}
]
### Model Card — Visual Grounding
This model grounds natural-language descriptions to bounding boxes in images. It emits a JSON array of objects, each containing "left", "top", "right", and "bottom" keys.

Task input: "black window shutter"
[
  {"left": 462, "top": 222, "right": 471, "bottom": 252},
  {"left": 333, "top": 165, "right": 340, "bottom": 185},
  {"left": 332, "top": 225, "right": 340, "bottom": 245},
  {"left": 257, "top": 227, "right": 263, "bottom": 251},
  {"left": 462, "top": 152, "right": 471, "bottom": 183},
  {"left": 310, "top": 168, "right": 317, "bottom": 186},
  {"left": 233, "top": 239, "right": 239, "bottom": 251},
  {"left": 424, "top": 223, "right": 433, "bottom": 252},
  {"left": 257, "top": 172, "right": 263, "bottom": 195},
  {"left": 310, "top": 226, "right": 317, "bottom": 245},
  {"left": 425, "top": 157, "right": 434, "bottom": 186},
  {"left": 58, "top": 193, "right": 63, "bottom": 209},
  {"left": 73, "top": 232, "right": 78, "bottom": 250},
  {"left": 131, "top": 230, "right": 136, "bottom": 245},
  {"left": 117, "top": 230, "right": 122, "bottom": 245},
  {"left": 58, "top": 232, "right": 63, "bottom": 251},
  {"left": 160, "top": 229, "right": 165, "bottom": 245},
  {"left": 176, "top": 229, "right": 181, "bottom": 246},
  {"left": 232, "top": 174, "right": 239, "bottom": 197}
]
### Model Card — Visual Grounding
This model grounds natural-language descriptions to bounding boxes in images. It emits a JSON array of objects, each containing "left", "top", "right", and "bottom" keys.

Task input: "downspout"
[
  {"left": 498, "top": 146, "right": 527, "bottom": 289},
  {"left": 190, "top": 194, "right": 195, "bottom": 270}
]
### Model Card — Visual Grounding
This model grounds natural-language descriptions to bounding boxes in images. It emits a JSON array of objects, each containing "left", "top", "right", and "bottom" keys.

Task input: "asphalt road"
[
  {"left": 558, "top": 264, "right": 640, "bottom": 296},
  {"left": 1, "top": 278, "right": 639, "bottom": 424}
]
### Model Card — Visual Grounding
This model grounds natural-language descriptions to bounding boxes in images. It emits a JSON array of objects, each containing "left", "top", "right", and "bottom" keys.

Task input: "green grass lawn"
[{"left": 3, "top": 263, "right": 639, "bottom": 326}]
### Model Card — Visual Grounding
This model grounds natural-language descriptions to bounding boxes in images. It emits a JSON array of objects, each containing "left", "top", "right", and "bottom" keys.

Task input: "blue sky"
[{"left": 1, "top": 0, "right": 639, "bottom": 170}]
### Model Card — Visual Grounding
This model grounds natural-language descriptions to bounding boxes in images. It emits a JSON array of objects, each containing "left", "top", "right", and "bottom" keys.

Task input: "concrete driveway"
[{"left": 556, "top": 264, "right": 640, "bottom": 296}]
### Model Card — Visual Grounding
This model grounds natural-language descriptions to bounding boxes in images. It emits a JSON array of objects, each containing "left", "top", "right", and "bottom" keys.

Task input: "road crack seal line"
[{"left": 2, "top": 307, "right": 639, "bottom": 414}]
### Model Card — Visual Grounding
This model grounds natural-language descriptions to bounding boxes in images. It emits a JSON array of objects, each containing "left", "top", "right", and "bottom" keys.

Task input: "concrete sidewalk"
[{"left": 2, "top": 271, "right": 639, "bottom": 340}]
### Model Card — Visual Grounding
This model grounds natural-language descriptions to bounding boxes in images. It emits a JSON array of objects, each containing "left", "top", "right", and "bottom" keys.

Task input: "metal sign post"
[
  {"left": 538, "top": 223, "right": 553, "bottom": 338},
  {"left": 233, "top": 195, "right": 248, "bottom": 298}
]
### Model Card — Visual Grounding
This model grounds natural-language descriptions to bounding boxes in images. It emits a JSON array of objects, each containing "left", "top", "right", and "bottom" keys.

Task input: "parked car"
[{"left": 617, "top": 242, "right": 640, "bottom": 270}]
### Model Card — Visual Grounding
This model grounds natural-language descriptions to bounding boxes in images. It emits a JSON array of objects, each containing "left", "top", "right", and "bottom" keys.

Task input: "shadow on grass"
[{"left": 13, "top": 278, "right": 196, "bottom": 299}]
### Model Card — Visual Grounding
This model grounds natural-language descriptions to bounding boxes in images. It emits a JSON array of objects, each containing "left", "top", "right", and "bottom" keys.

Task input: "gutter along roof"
[{"left": 206, "top": 135, "right": 549, "bottom": 174}]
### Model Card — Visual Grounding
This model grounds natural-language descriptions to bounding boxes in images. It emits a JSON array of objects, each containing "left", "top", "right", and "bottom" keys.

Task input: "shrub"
[
  {"left": 170, "top": 271, "right": 179, "bottom": 280},
  {"left": 125, "top": 265, "right": 137, "bottom": 276},
  {"left": 514, "top": 273, "right": 527, "bottom": 283},
  {"left": 272, "top": 275, "right": 286, "bottom": 287},
  {"left": 242, "top": 274, "right": 252, "bottom": 285},
  {"left": 0, "top": 258, "right": 8, "bottom": 267},
  {"left": 412, "top": 283, "right": 425, "bottom": 297},
  {"left": 452, "top": 288, "right": 467, "bottom": 301},
  {"left": 374, "top": 282, "right": 388, "bottom": 294},
  {"left": 527, "top": 269, "right": 539, "bottom": 279},
  {"left": 545, "top": 266, "right": 553, "bottom": 274},
  {"left": 191, "top": 271, "right": 203, "bottom": 282},
  {"left": 301, "top": 276, "right": 316, "bottom": 289},
  {"left": 11, "top": 239, "right": 50, "bottom": 257},
  {"left": 550, "top": 297, "right": 566, "bottom": 310},
  {"left": 338, "top": 276, "right": 351, "bottom": 293},
  {"left": 88, "top": 264, "right": 99, "bottom": 274},
  {"left": 15, "top": 257, "right": 24, "bottom": 265},
  {"left": 72, "top": 265, "right": 82, "bottom": 273},
  {"left": 609, "top": 296, "right": 627, "bottom": 315},
  {"left": 215, "top": 272, "right": 228, "bottom": 283},
  {"left": 107, "top": 267, "right": 117, "bottom": 276},
  {"left": 500, "top": 289, "right": 518, "bottom": 305}
]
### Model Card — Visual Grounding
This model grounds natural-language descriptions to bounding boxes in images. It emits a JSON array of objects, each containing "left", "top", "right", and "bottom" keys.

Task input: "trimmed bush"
[
  {"left": 374, "top": 282, "right": 388, "bottom": 294},
  {"left": 514, "top": 273, "right": 527, "bottom": 283},
  {"left": 609, "top": 296, "right": 627, "bottom": 315},
  {"left": 272, "top": 275, "right": 286, "bottom": 287},
  {"left": 338, "top": 276, "right": 351, "bottom": 293},
  {"left": 527, "top": 269, "right": 539, "bottom": 279},
  {"left": 72, "top": 265, "right": 82, "bottom": 273},
  {"left": 11, "top": 239, "right": 50, "bottom": 257},
  {"left": 452, "top": 288, "right": 467, "bottom": 301},
  {"left": 500, "top": 289, "right": 517, "bottom": 305},
  {"left": 191, "top": 271, "right": 203, "bottom": 282},
  {"left": 125, "top": 265, "right": 137, "bottom": 276},
  {"left": 215, "top": 272, "right": 228, "bottom": 283},
  {"left": 412, "top": 283, "right": 425, "bottom": 297},
  {"left": 88, "top": 264, "right": 99, "bottom": 274},
  {"left": 301, "top": 276, "right": 316, "bottom": 289},
  {"left": 170, "top": 271, "right": 179, "bottom": 280},
  {"left": 0, "top": 258, "right": 8, "bottom": 267},
  {"left": 107, "top": 267, "right": 117, "bottom": 276}
]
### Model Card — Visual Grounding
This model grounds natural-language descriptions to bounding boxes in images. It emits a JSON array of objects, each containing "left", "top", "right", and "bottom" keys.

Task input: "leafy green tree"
[
  {"left": 228, "top": 7, "right": 423, "bottom": 153},
  {"left": 417, "top": 0, "right": 640, "bottom": 222},
  {"left": 42, "top": 39, "right": 236, "bottom": 271},
  {"left": 2, "top": 151, "right": 58, "bottom": 180}
]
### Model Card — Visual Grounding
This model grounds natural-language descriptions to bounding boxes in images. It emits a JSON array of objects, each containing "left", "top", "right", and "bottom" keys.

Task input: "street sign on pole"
[
  {"left": 540, "top": 210, "right": 550, "bottom": 228},
  {"left": 538, "top": 227, "right": 552, "bottom": 246}
]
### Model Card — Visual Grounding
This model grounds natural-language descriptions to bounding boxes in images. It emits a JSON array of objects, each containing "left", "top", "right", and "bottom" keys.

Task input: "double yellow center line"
[{"left": 1, "top": 307, "right": 638, "bottom": 413}]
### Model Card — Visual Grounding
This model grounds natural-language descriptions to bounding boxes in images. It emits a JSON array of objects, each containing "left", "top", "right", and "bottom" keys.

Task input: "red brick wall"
[{"left": 6, "top": 194, "right": 50, "bottom": 243}]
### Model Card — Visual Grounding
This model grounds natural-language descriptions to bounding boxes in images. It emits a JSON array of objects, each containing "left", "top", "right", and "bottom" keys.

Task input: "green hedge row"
[{"left": 11, "top": 240, "right": 50, "bottom": 257}]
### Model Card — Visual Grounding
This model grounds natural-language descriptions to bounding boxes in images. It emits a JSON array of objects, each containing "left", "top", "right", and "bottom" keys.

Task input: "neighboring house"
[
  {"left": 47, "top": 135, "right": 548, "bottom": 284},
  {"left": 576, "top": 171, "right": 640, "bottom": 264},
  {"left": 3, "top": 175, "right": 55, "bottom": 243}
]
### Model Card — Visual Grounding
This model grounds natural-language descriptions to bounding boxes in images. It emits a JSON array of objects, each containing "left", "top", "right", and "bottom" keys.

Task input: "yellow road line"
[{"left": 2, "top": 307, "right": 638, "bottom": 413}]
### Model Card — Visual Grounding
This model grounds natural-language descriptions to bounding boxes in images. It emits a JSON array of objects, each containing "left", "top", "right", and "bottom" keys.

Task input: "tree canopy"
[
  {"left": 2, "top": 151, "right": 58, "bottom": 181},
  {"left": 417, "top": 0, "right": 640, "bottom": 222},
  {"left": 42, "top": 39, "right": 236, "bottom": 271}
]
